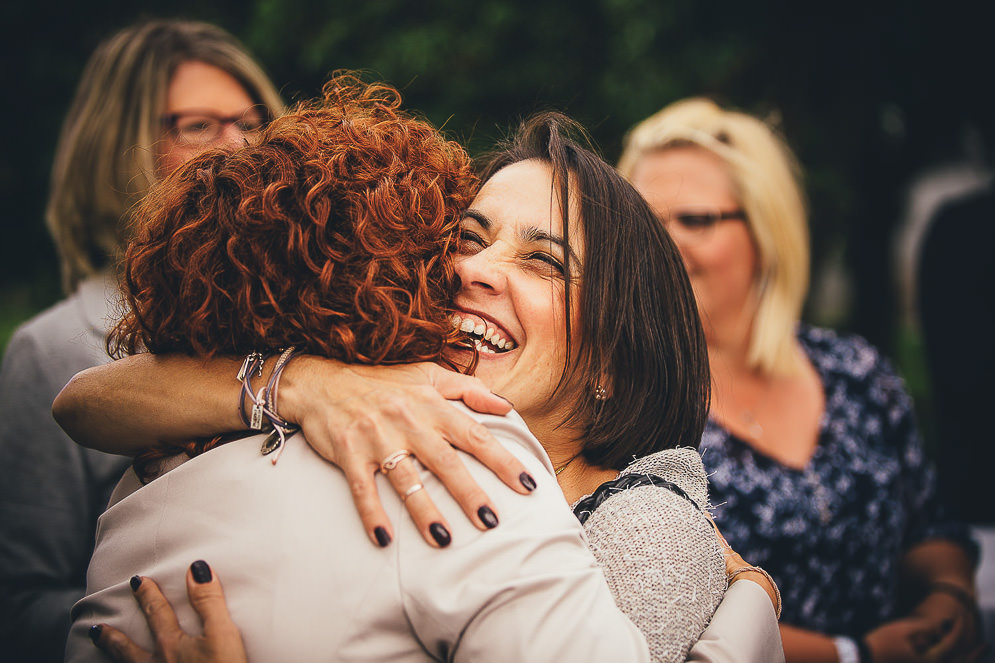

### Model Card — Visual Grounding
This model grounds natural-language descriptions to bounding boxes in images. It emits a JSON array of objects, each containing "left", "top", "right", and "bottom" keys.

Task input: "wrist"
[
  {"left": 234, "top": 348, "right": 300, "bottom": 428},
  {"left": 726, "top": 565, "right": 781, "bottom": 619},
  {"left": 833, "top": 635, "right": 873, "bottom": 663},
  {"left": 928, "top": 580, "right": 981, "bottom": 626},
  {"left": 271, "top": 353, "right": 321, "bottom": 426}
]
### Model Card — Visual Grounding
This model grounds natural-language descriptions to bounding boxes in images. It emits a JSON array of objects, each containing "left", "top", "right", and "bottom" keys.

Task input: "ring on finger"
[
  {"left": 380, "top": 450, "right": 413, "bottom": 473},
  {"left": 401, "top": 483, "right": 425, "bottom": 502}
]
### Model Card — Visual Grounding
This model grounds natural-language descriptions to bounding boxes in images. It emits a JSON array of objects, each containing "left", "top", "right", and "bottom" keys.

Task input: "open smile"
[{"left": 451, "top": 312, "right": 517, "bottom": 354}]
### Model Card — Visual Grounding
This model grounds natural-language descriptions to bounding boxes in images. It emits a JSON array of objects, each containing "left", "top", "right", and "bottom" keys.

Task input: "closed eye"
[
  {"left": 458, "top": 229, "right": 485, "bottom": 253},
  {"left": 525, "top": 251, "right": 564, "bottom": 275}
]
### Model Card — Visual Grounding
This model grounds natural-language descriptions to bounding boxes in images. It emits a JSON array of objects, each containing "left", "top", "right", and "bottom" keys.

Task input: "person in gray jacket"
[{"left": 0, "top": 19, "right": 283, "bottom": 663}]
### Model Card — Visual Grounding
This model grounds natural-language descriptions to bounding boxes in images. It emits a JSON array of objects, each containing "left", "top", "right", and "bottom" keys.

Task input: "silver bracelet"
[
  {"left": 833, "top": 636, "right": 860, "bottom": 663},
  {"left": 726, "top": 565, "right": 782, "bottom": 619}
]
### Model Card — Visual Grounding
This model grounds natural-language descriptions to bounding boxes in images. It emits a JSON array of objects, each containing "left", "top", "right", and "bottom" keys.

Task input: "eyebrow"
[{"left": 463, "top": 208, "right": 582, "bottom": 266}]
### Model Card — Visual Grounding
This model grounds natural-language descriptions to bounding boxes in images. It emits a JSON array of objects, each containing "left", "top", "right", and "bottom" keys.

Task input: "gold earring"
[{"left": 594, "top": 385, "right": 608, "bottom": 401}]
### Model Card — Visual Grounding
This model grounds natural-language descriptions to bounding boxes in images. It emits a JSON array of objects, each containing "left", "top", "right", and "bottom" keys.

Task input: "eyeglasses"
[
  {"left": 662, "top": 208, "right": 746, "bottom": 240},
  {"left": 161, "top": 106, "right": 267, "bottom": 146}
]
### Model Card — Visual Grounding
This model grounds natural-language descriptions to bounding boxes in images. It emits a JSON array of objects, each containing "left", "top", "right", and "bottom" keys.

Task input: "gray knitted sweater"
[{"left": 573, "top": 448, "right": 727, "bottom": 663}]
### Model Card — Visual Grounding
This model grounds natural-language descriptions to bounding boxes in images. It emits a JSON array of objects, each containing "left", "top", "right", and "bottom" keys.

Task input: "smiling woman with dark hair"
[
  {"left": 59, "top": 78, "right": 783, "bottom": 662},
  {"left": 65, "top": 75, "right": 656, "bottom": 662}
]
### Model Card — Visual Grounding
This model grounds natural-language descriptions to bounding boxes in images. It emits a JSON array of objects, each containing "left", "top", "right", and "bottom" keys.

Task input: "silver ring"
[
  {"left": 380, "top": 450, "right": 412, "bottom": 473},
  {"left": 401, "top": 483, "right": 425, "bottom": 502}
]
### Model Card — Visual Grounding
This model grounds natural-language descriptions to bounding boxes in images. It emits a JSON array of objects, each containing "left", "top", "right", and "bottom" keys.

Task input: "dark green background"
[{"left": 2, "top": 0, "right": 991, "bottom": 444}]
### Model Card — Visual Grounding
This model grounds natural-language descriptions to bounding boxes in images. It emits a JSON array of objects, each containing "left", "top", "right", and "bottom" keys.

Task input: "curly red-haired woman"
[
  {"left": 61, "top": 77, "right": 783, "bottom": 662},
  {"left": 65, "top": 77, "right": 653, "bottom": 662}
]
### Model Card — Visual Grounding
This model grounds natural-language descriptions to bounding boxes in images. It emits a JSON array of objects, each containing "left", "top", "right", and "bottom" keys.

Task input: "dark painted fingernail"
[
  {"left": 429, "top": 522, "right": 451, "bottom": 547},
  {"left": 191, "top": 560, "right": 212, "bottom": 584},
  {"left": 940, "top": 618, "right": 954, "bottom": 633},
  {"left": 519, "top": 472, "right": 536, "bottom": 491},
  {"left": 374, "top": 526, "right": 392, "bottom": 547},
  {"left": 89, "top": 624, "right": 102, "bottom": 644},
  {"left": 130, "top": 575, "right": 142, "bottom": 592},
  {"left": 478, "top": 505, "right": 499, "bottom": 529}
]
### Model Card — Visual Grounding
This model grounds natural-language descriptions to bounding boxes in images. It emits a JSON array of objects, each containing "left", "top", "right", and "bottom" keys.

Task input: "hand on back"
[{"left": 278, "top": 356, "right": 535, "bottom": 547}]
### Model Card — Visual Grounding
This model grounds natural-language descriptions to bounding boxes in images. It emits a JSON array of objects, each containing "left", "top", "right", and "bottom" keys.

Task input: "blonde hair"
[
  {"left": 45, "top": 19, "right": 284, "bottom": 294},
  {"left": 618, "top": 98, "right": 809, "bottom": 376}
]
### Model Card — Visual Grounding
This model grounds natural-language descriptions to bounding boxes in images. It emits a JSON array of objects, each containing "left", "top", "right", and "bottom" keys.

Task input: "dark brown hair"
[
  {"left": 111, "top": 74, "right": 474, "bottom": 476},
  {"left": 479, "top": 113, "right": 710, "bottom": 469}
]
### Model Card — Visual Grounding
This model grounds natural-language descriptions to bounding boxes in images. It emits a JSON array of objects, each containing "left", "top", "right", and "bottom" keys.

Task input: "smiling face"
[
  {"left": 451, "top": 159, "right": 585, "bottom": 441},
  {"left": 628, "top": 146, "right": 758, "bottom": 340}
]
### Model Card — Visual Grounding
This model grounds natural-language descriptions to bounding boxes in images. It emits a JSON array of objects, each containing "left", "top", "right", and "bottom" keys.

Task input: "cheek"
[
  {"left": 699, "top": 230, "right": 755, "bottom": 278},
  {"left": 518, "top": 283, "right": 570, "bottom": 363},
  {"left": 544, "top": 283, "right": 572, "bottom": 336},
  {"left": 155, "top": 139, "right": 198, "bottom": 179},
  {"left": 719, "top": 234, "right": 758, "bottom": 282}
]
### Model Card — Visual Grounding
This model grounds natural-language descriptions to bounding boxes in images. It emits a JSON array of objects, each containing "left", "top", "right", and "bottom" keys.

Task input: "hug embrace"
[{"left": 58, "top": 75, "right": 782, "bottom": 662}]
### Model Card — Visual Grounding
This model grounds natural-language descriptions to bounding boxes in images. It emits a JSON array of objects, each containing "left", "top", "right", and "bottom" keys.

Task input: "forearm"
[
  {"left": 901, "top": 539, "right": 976, "bottom": 597},
  {"left": 53, "top": 353, "right": 244, "bottom": 454},
  {"left": 779, "top": 624, "right": 839, "bottom": 663},
  {"left": 903, "top": 539, "right": 982, "bottom": 657}
]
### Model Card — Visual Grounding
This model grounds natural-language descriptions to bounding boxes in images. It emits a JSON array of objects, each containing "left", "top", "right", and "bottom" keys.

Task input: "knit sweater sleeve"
[{"left": 581, "top": 452, "right": 727, "bottom": 663}]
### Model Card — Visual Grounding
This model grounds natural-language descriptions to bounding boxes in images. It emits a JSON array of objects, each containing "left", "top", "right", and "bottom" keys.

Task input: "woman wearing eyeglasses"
[
  {"left": 0, "top": 19, "right": 282, "bottom": 662},
  {"left": 617, "top": 98, "right": 984, "bottom": 663}
]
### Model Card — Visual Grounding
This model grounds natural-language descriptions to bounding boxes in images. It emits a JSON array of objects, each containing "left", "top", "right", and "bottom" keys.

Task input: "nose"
[{"left": 456, "top": 245, "right": 509, "bottom": 295}]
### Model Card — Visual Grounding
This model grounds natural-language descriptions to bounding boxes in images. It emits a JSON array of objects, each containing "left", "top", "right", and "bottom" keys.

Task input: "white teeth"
[
  {"left": 473, "top": 339, "right": 495, "bottom": 354},
  {"left": 454, "top": 314, "right": 515, "bottom": 352}
]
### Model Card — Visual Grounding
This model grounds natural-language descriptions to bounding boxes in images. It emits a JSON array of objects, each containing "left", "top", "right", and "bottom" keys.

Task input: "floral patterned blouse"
[{"left": 701, "top": 324, "right": 976, "bottom": 637}]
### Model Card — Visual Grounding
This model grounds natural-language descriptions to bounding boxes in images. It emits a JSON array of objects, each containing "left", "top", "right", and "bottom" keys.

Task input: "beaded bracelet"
[{"left": 727, "top": 565, "right": 782, "bottom": 619}]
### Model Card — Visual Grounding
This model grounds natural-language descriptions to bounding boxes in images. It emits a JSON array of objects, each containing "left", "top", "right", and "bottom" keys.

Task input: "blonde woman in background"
[
  {"left": 0, "top": 19, "right": 282, "bottom": 662},
  {"left": 618, "top": 98, "right": 984, "bottom": 663}
]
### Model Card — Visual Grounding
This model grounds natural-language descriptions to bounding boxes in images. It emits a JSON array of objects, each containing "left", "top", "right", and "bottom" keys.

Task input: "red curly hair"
[{"left": 111, "top": 74, "right": 475, "bottom": 476}]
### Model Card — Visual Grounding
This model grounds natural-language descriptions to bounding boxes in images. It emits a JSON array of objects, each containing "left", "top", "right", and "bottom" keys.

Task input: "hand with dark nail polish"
[
  {"left": 130, "top": 575, "right": 142, "bottom": 592},
  {"left": 374, "top": 526, "right": 392, "bottom": 547},
  {"left": 478, "top": 505, "right": 499, "bottom": 529},
  {"left": 429, "top": 522, "right": 451, "bottom": 547},
  {"left": 88, "top": 624, "right": 102, "bottom": 644},
  {"left": 519, "top": 472, "right": 537, "bottom": 491},
  {"left": 191, "top": 560, "right": 213, "bottom": 584}
]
